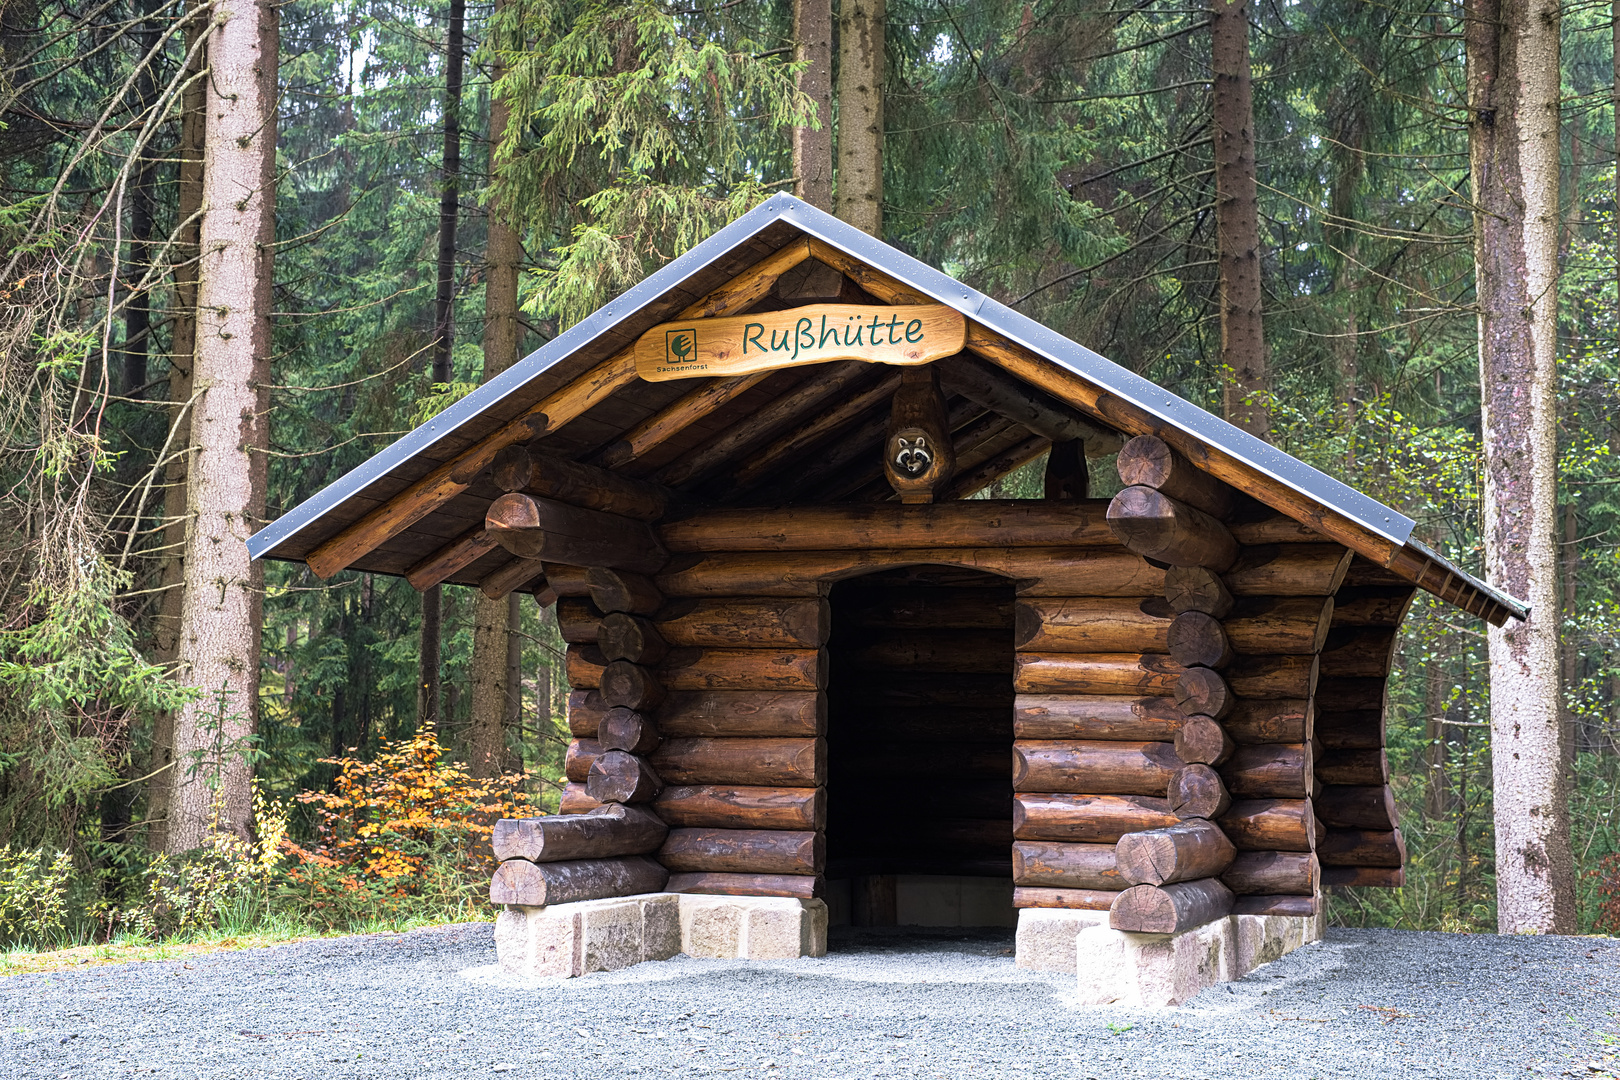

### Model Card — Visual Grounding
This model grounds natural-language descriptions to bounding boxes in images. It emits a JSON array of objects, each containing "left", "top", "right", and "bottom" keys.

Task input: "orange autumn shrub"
[{"left": 279, "top": 724, "right": 533, "bottom": 926}]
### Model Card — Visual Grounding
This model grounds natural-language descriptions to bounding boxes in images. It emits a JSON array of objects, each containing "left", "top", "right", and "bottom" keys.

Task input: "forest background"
[{"left": 0, "top": 0, "right": 1618, "bottom": 950}]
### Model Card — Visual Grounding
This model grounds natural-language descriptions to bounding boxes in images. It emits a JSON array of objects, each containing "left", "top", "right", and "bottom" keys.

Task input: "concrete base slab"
[
  {"left": 495, "top": 893, "right": 827, "bottom": 977},
  {"left": 495, "top": 893, "right": 680, "bottom": 978},
  {"left": 677, "top": 894, "right": 828, "bottom": 960},
  {"left": 1062, "top": 909, "right": 1323, "bottom": 1006}
]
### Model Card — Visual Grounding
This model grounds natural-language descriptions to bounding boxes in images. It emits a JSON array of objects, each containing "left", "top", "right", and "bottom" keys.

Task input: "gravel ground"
[{"left": 2, "top": 922, "right": 1616, "bottom": 1080}]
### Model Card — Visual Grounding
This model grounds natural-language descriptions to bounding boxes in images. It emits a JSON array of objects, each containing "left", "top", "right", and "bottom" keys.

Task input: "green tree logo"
[{"left": 666, "top": 328, "right": 697, "bottom": 362}]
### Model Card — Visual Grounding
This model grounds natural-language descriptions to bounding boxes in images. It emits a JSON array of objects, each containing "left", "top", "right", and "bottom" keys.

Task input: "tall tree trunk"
[
  {"left": 793, "top": 0, "right": 833, "bottom": 211},
  {"left": 1423, "top": 648, "right": 1452, "bottom": 817},
  {"left": 147, "top": 4, "right": 207, "bottom": 853},
  {"left": 1466, "top": 0, "right": 1573, "bottom": 933},
  {"left": 167, "top": 0, "right": 277, "bottom": 851},
  {"left": 122, "top": 0, "right": 159, "bottom": 399},
  {"left": 469, "top": 10, "right": 520, "bottom": 778},
  {"left": 835, "top": 0, "right": 883, "bottom": 235},
  {"left": 420, "top": 0, "right": 466, "bottom": 729},
  {"left": 1210, "top": 0, "right": 1268, "bottom": 438}
]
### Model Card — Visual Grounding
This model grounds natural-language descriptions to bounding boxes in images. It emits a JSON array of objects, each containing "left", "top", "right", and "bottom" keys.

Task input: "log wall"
[{"left": 545, "top": 497, "right": 1393, "bottom": 910}]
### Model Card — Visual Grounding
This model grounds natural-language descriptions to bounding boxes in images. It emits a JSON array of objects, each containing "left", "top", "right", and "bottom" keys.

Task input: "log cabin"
[{"left": 249, "top": 194, "right": 1526, "bottom": 1000}]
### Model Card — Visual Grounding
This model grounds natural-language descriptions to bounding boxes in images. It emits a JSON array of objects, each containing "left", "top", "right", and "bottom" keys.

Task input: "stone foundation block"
[
  {"left": 495, "top": 892, "right": 680, "bottom": 978},
  {"left": 677, "top": 894, "right": 828, "bottom": 960},
  {"left": 1014, "top": 907, "right": 1109, "bottom": 973}
]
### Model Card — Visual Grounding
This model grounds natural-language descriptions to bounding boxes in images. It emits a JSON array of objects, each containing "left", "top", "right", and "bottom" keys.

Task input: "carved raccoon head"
[{"left": 893, "top": 434, "right": 933, "bottom": 476}]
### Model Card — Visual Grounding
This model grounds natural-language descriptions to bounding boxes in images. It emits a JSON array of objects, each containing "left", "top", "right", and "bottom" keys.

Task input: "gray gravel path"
[{"left": 1, "top": 923, "right": 1615, "bottom": 1080}]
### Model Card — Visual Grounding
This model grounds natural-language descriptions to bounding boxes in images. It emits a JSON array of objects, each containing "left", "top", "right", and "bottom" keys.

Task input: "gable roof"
[{"left": 248, "top": 193, "right": 1527, "bottom": 626}]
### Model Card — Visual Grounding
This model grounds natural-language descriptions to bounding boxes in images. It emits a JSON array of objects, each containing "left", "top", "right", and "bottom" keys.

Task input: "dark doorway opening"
[{"left": 824, "top": 566, "right": 1017, "bottom": 927}]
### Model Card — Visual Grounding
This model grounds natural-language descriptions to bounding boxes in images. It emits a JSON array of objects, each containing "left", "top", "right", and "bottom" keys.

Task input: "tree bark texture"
[
  {"left": 835, "top": 0, "right": 884, "bottom": 235},
  {"left": 1466, "top": 0, "right": 1574, "bottom": 933},
  {"left": 1211, "top": 0, "right": 1269, "bottom": 437},
  {"left": 167, "top": 0, "right": 277, "bottom": 851},
  {"left": 792, "top": 0, "right": 833, "bottom": 209}
]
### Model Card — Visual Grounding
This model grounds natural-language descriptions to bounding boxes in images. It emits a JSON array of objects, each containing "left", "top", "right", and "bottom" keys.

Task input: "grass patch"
[{"left": 0, "top": 910, "right": 494, "bottom": 978}]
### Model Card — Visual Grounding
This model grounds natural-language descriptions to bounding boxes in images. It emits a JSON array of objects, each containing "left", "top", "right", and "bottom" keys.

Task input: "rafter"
[
  {"left": 302, "top": 239, "right": 814, "bottom": 579},
  {"left": 404, "top": 525, "right": 498, "bottom": 591}
]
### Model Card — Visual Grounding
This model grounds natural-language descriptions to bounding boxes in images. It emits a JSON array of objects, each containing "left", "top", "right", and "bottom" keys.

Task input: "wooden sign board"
[{"left": 633, "top": 303, "right": 966, "bottom": 382}]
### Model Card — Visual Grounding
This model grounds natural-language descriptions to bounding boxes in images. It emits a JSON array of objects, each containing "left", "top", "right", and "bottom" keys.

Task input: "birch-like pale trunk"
[
  {"left": 167, "top": 0, "right": 276, "bottom": 851},
  {"left": 835, "top": 0, "right": 883, "bottom": 236},
  {"left": 1466, "top": 0, "right": 1574, "bottom": 933}
]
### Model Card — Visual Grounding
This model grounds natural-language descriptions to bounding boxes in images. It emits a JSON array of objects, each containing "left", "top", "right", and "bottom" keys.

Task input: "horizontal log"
[
  {"left": 1166, "top": 611, "right": 1232, "bottom": 669},
  {"left": 1013, "top": 793, "right": 1179, "bottom": 843},
  {"left": 1223, "top": 698, "right": 1312, "bottom": 745},
  {"left": 654, "top": 785, "right": 825, "bottom": 830},
  {"left": 492, "top": 804, "right": 667, "bottom": 863},
  {"left": 1329, "top": 585, "right": 1416, "bottom": 627},
  {"left": 658, "top": 828, "right": 823, "bottom": 875},
  {"left": 1012, "top": 695, "right": 1183, "bottom": 741},
  {"left": 1012, "top": 597, "right": 1173, "bottom": 653},
  {"left": 1314, "top": 677, "right": 1385, "bottom": 712},
  {"left": 844, "top": 633, "right": 1013, "bottom": 674},
  {"left": 404, "top": 525, "right": 500, "bottom": 591},
  {"left": 1173, "top": 667, "right": 1232, "bottom": 719},
  {"left": 1167, "top": 763, "right": 1230, "bottom": 819},
  {"left": 659, "top": 647, "right": 826, "bottom": 692},
  {"left": 1222, "top": 743, "right": 1312, "bottom": 799},
  {"left": 557, "top": 596, "right": 603, "bottom": 644},
  {"left": 1317, "top": 828, "right": 1405, "bottom": 868},
  {"left": 1220, "top": 850, "right": 1318, "bottom": 896},
  {"left": 559, "top": 782, "right": 603, "bottom": 814},
  {"left": 567, "top": 689, "right": 606, "bottom": 738},
  {"left": 489, "top": 855, "right": 667, "bottom": 906},
  {"left": 1107, "top": 486, "right": 1239, "bottom": 570},
  {"left": 657, "top": 548, "right": 1164, "bottom": 598},
  {"left": 1014, "top": 653, "right": 1184, "bottom": 696},
  {"left": 657, "top": 691, "right": 826, "bottom": 738},
  {"left": 490, "top": 445, "right": 676, "bottom": 522},
  {"left": 1318, "top": 626, "right": 1399, "bottom": 678},
  {"left": 1226, "top": 654, "right": 1319, "bottom": 699},
  {"left": 654, "top": 597, "right": 830, "bottom": 648},
  {"left": 665, "top": 871, "right": 820, "bottom": 899},
  {"left": 1013, "top": 740, "right": 1179, "bottom": 795},
  {"left": 1231, "top": 894, "right": 1318, "bottom": 917},
  {"left": 839, "top": 587, "right": 1015, "bottom": 629},
  {"left": 566, "top": 644, "right": 606, "bottom": 690},
  {"left": 658, "top": 500, "right": 1119, "bottom": 551},
  {"left": 544, "top": 562, "right": 591, "bottom": 596},
  {"left": 486, "top": 494, "right": 668, "bottom": 573},
  {"left": 564, "top": 738, "right": 602, "bottom": 784},
  {"left": 597, "top": 707, "right": 660, "bottom": 755},
  {"left": 1011, "top": 841, "right": 1122, "bottom": 890},
  {"left": 1216, "top": 799, "right": 1317, "bottom": 852},
  {"left": 598, "top": 613, "right": 669, "bottom": 664},
  {"left": 1223, "top": 544, "right": 1352, "bottom": 597},
  {"left": 1012, "top": 887, "right": 1118, "bottom": 910},
  {"left": 1116, "top": 435, "right": 1235, "bottom": 519},
  {"left": 1116, "top": 819, "right": 1236, "bottom": 886},
  {"left": 1315, "top": 748, "right": 1389, "bottom": 786},
  {"left": 478, "top": 556, "right": 547, "bottom": 600},
  {"left": 1163, "top": 565, "right": 1233, "bottom": 618},
  {"left": 1228, "top": 515, "right": 1335, "bottom": 545},
  {"left": 650, "top": 737, "right": 826, "bottom": 786},
  {"left": 587, "top": 567, "right": 664, "bottom": 616},
  {"left": 586, "top": 749, "right": 663, "bottom": 804},
  {"left": 1223, "top": 597, "right": 1334, "bottom": 656},
  {"left": 1109, "top": 878, "right": 1233, "bottom": 933},
  {"left": 1321, "top": 865, "right": 1404, "bottom": 888},
  {"left": 1316, "top": 785, "right": 1398, "bottom": 830},
  {"left": 600, "top": 660, "right": 666, "bottom": 712},
  {"left": 1174, "top": 716, "right": 1234, "bottom": 766}
]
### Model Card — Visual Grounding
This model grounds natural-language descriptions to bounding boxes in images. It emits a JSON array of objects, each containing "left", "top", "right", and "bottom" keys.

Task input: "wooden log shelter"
[{"left": 250, "top": 195, "right": 1526, "bottom": 946}]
